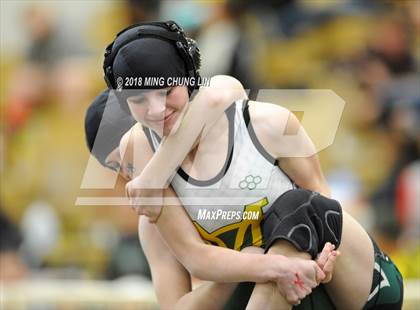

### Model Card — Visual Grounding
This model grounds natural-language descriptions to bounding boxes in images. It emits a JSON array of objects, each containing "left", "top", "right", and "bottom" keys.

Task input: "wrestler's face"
[{"left": 127, "top": 86, "right": 189, "bottom": 137}]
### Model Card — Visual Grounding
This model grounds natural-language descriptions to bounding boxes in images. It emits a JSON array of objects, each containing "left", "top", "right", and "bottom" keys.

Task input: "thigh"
[
  {"left": 223, "top": 282, "right": 255, "bottom": 310},
  {"left": 294, "top": 285, "right": 336, "bottom": 310},
  {"left": 324, "top": 214, "right": 375, "bottom": 310},
  {"left": 361, "top": 242, "right": 404, "bottom": 310},
  {"left": 263, "top": 189, "right": 375, "bottom": 310}
]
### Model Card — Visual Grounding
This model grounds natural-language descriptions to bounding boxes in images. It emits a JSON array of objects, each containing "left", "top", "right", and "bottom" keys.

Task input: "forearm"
[
  {"left": 175, "top": 282, "right": 237, "bottom": 310},
  {"left": 173, "top": 247, "right": 263, "bottom": 309},
  {"left": 157, "top": 228, "right": 278, "bottom": 282},
  {"left": 138, "top": 101, "right": 204, "bottom": 187},
  {"left": 138, "top": 77, "right": 247, "bottom": 187},
  {"left": 167, "top": 237, "right": 276, "bottom": 283},
  {"left": 155, "top": 194, "right": 277, "bottom": 284}
]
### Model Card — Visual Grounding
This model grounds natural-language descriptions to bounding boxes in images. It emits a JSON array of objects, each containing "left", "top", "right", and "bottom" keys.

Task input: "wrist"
[
  {"left": 263, "top": 254, "right": 288, "bottom": 282},
  {"left": 136, "top": 173, "right": 165, "bottom": 189}
]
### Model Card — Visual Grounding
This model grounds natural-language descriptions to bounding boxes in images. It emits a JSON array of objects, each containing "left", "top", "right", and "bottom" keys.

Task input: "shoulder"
[
  {"left": 119, "top": 123, "right": 153, "bottom": 158},
  {"left": 247, "top": 100, "right": 303, "bottom": 158},
  {"left": 247, "top": 100, "right": 294, "bottom": 138},
  {"left": 198, "top": 75, "right": 247, "bottom": 108},
  {"left": 208, "top": 75, "right": 244, "bottom": 88}
]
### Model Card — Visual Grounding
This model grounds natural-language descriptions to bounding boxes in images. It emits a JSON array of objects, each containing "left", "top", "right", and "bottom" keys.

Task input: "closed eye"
[
  {"left": 158, "top": 89, "right": 172, "bottom": 97},
  {"left": 130, "top": 97, "right": 145, "bottom": 105}
]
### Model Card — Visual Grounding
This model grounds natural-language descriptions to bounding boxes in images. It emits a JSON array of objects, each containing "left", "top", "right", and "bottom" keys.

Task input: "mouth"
[
  {"left": 163, "top": 111, "right": 176, "bottom": 122},
  {"left": 148, "top": 111, "right": 175, "bottom": 123}
]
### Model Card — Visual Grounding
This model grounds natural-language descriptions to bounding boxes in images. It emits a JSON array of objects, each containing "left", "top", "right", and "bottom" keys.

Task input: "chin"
[
  {"left": 167, "top": 113, "right": 182, "bottom": 135},
  {"left": 163, "top": 125, "right": 176, "bottom": 137}
]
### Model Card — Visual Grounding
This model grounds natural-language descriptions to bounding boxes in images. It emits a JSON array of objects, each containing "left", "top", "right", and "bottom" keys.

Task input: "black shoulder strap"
[
  {"left": 142, "top": 126, "right": 156, "bottom": 152},
  {"left": 242, "top": 98, "right": 250, "bottom": 127}
]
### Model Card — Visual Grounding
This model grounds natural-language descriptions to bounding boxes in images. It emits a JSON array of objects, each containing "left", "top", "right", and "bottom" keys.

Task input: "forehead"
[{"left": 127, "top": 87, "right": 171, "bottom": 100}]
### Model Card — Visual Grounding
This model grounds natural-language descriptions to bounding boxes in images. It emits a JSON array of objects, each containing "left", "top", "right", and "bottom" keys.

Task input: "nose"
[{"left": 146, "top": 94, "right": 166, "bottom": 120}]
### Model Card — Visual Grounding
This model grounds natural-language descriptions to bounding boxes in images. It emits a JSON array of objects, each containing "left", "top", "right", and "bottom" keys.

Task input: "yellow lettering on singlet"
[{"left": 193, "top": 197, "right": 268, "bottom": 251}]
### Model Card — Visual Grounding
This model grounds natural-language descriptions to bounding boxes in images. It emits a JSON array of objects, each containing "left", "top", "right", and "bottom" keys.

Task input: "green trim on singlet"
[
  {"left": 223, "top": 238, "right": 404, "bottom": 310},
  {"left": 362, "top": 241, "right": 404, "bottom": 310}
]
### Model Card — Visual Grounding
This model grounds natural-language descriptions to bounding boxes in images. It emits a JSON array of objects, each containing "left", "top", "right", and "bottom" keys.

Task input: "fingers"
[
  {"left": 321, "top": 250, "right": 340, "bottom": 283},
  {"left": 316, "top": 242, "right": 334, "bottom": 269},
  {"left": 126, "top": 183, "right": 164, "bottom": 221},
  {"left": 148, "top": 205, "right": 163, "bottom": 223},
  {"left": 285, "top": 288, "right": 301, "bottom": 306},
  {"left": 132, "top": 204, "right": 163, "bottom": 223},
  {"left": 324, "top": 250, "right": 338, "bottom": 274},
  {"left": 315, "top": 243, "right": 339, "bottom": 284},
  {"left": 314, "top": 262, "right": 326, "bottom": 284},
  {"left": 302, "top": 261, "right": 324, "bottom": 287},
  {"left": 295, "top": 289, "right": 306, "bottom": 304},
  {"left": 134, "top": 206, "right": 147, "bottom": 216},
  {"left": 134, "top": 206, "right": 155, "bottom": 217},
  {"left": 297, "top": 261, "right": 318, "bottom": 289},
  {"left": 285, "top": 282, "right": 311, "bottom": 306},
  {"left": 125, "top": 184, "right": 132, "bottom": 206}
]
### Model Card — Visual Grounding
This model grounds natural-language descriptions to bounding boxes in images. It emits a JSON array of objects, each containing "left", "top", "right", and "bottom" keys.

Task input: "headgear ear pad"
[
  {"left": 85, "top": 89, "right": 135, "bottom": 166},
  {"left": 103, "top": 21, "right": 201, "bottom": 113}
]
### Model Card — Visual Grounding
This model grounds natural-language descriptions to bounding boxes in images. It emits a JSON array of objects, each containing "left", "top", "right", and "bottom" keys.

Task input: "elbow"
[
  {"left": 186, "top": 264, "right": 201, "bottom": 279},
  {"left": 182, "top": 256, "right": 203, "bottom": 279},
  {"left": 315, "top": 179, "right": 331, "bottom": 198},
  {"left": 179, "top": 244, "right": 209, "bottom": 279},
  {"left": 322, "top": 186, "right": 331, "bottom": 198},
  {"left": 203, "top": 90, "right": 225, "bottom": 109},
  {"left": 205, "top": 76, "right": 247, "bottom": 107},
  {"left": 187, "top": 262, "right": 211, "bottom": 281},
  {"left": 211, "top": 75, "right": 243, "bottom": 89}
]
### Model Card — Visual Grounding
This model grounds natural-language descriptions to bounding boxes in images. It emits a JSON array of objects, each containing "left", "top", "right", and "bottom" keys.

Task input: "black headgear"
[
  {"left": 85, "top": 89, "right": 136, "bottom": 166},
  {"left": 103, "top": 21, "right": 201, "bottom": 112}
]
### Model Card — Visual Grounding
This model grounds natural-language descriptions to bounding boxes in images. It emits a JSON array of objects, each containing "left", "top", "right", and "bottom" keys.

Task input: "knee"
[
  {"left": 267, "top": 239, "right": 311, "bottom": 260},
  {"left": 262, "top": 189, "right": 343, "bottom": 259}
]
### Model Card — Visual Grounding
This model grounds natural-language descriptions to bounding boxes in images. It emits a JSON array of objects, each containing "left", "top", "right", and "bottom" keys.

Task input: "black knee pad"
[{"left": 262, "top": 189, "right": 343, "bottom": 258}]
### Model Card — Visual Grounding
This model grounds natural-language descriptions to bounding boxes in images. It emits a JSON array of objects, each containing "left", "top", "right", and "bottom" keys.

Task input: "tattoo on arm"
[{"left": 125, "top": 162, "right": 136, "bottom": 178}]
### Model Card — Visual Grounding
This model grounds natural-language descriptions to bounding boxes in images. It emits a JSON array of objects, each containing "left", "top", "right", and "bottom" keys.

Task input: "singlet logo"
[
  {"left": 193, "top": 197, "right": 268, "bottom": 250},
  {"left": 239, "top": 175, "right": 262, "bottom": 190}
]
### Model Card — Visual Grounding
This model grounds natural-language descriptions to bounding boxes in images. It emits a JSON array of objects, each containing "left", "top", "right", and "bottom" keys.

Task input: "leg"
[
  {"left": 319, "top": 213, "right": 374, "bottom": 310},
  {"left": 246, "top": 240, "right": 312, "bottom": 310},
  {"left": 258, "top": 190, "right": 378, "bottom": 309}
]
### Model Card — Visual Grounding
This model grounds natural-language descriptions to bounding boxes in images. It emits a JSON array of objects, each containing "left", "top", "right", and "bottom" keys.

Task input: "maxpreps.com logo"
[
  {"left": 77, "top": 89, "right": 345, "bottom": 206},
  {"left": 239, "top": 175, "right": 262, "bottom": 190}
]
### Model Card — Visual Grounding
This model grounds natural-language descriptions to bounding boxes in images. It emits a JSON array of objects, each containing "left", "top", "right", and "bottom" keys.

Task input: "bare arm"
[
  {"left": 154, "top": 187, "right": 321, "bottom": 286},
  {"left": 138, "top": 75, "right": 247, "bottom": 188},
  {"left": 248, "top": 101, "right": 330, "bottom": 197},
  {"left": 276, "top": 112, "right": 330, "bottom": 197},
  {"left": 122, "top": 129, "right": 241, "bottom": 309},
  {"left": 139, "top": 216, "right": 238, "bottom": 310},
  {"left": 124, "top": 109, "right": 323, "bottom": 301},
  {"left": 279, "top": 155, "right": 330, "bottom": 197}
]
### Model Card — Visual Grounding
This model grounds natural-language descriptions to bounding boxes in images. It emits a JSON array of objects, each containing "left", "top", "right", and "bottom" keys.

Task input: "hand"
[
  {"left": 125, "top": 176, "right": 163, "bottom": 223},
  {"left": 316, "top": 242, "right": 340, "bottom": 284},
  {"left": 270, "top": 255, "right": 325, "bottom": 306}
]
